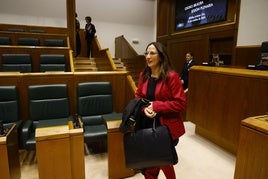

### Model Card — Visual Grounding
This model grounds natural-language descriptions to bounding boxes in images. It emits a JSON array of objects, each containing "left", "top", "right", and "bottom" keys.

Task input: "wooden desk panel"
[
  {"left": 69, "top": 126, "right": 85, "bottom": 179},
  {"left": 36, "top": 125, "right": 72, "bottom": 179},
  {"left": 0, "top": 124, "right": 21, "bottom": 179},
  {"left": 106, "top": 120, "right": 135, "bottom": 179},
  {"left": 36, "top": 124, "right": 85, "bottom": 179},
  {"left": 187, "top": 66, "right": 268, "bottom": 154},
  {"left": 234, "top": 116, "right": 268, "bottom": 179}
]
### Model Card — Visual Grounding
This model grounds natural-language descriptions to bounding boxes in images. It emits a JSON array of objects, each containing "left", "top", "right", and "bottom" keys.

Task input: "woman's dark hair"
[{"left": 142, "top": 42, "right": 173, "bottom": 82}]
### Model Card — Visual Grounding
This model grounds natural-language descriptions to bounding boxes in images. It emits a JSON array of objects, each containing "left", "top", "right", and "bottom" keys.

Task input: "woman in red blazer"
[{"left": 135, "top": 42, "right": 186, "bottom": 179}]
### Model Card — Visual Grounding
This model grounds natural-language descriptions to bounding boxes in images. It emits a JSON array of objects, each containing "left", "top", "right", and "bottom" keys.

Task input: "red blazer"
[{"left": 135, "top": 71, "right": 187, "bottom": 139}]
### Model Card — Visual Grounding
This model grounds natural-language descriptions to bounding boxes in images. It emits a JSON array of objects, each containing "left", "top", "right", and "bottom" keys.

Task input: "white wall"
[
  {"left": 92, "top": 21, "right": 155, "bottom": 56},
  {"left": 0, "top": 0, "right": 157, "bottom": 56},
  {"left": 237, "top": 0, "right": 268, "bottom": 46}
]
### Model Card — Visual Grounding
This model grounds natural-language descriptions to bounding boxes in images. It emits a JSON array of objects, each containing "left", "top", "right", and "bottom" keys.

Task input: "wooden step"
[
  {"left": 113, "top": 58, "right": 122, "bottom": 64},
  {"left": 74, "top": 66, "right": 98, "bottom": 71},
  {"left": 73, "top": 57, "right": 98, "bottom": 72},
  {"left": 74, "top": 60, "right": 96, "bottom": 65},
  {"left": 116, "top": 66, "right": 127, "bottom": 70}
]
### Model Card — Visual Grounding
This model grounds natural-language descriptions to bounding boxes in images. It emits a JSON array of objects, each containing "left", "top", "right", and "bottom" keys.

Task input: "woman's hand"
[{"left": 144, "top": 102, "right": 156, "bottom": 118}]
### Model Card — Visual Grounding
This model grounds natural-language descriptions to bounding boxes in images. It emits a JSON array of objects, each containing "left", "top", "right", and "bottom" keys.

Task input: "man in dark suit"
[
  {"left": 180, "top": 52, "right": 196, "bottom": 89},
  {"left": 75, "top": 13, "right": 81, "bottom": 57}
]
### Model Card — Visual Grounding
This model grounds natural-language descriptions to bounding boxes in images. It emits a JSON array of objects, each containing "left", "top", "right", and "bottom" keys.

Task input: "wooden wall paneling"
[
  {"left": 168, "top": 0, "right": 176, "bottom": 35},
  {"left": 208, "top": 29, "right": 236, "bottom": 65},
  {"left": 209, "top": 37, "right": 234, "bottom": 65},
  {"left": 157, "top": 0, "right": 240, "bottom": 69},
  {"left": 227, "top": 0, "right": 241, "bottom": 23},
  {"left": 157, "top": 0, "right": 170, "bottom": 37},
  {"left": 210, "top": 38, "right": 234, "bottom": 54},
  {"left": 66, "top": 0, "right": 76, "bottom": 55},
  {"left": 168, "top": 36, "right": 208, "bottom": 73},
  {"left": 246, "top": 78, "right": 268, "bottom": 115},
  {"left": 234, "top": 45, "right": 260, "bottom": 66}
]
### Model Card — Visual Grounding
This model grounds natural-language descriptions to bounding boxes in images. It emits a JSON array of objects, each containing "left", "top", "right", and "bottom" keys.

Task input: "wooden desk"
[
  {"left": 69, "top": 123, "right": 85, "bottom": 179},
  {"left": 106, "top": 120, "right": 136, "bottom": 179},
  {"left": 187, "top": 66, "right": 268, "bottom": 154},
  {"left": 0, "top": 124, "right": 21, "bottom": 179},
  {"left": 234, "top": 115, "right": 268, "bottom": 179},
  {"left": 36, "top": 124, "right": 85, "bottom": 179}
]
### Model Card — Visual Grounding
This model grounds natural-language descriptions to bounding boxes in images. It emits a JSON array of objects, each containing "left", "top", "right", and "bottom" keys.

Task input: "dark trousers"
[
  {"left": 76, "top": 32, "right": 81, "bottom": 57},
  {"left": 86, "top": 39, "right": 93, "bottom": 58}
]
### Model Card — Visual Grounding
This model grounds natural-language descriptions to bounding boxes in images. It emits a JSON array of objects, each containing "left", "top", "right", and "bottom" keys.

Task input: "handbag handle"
[{"left": 152, "top": 118, "right": 157, "bottom": 131}]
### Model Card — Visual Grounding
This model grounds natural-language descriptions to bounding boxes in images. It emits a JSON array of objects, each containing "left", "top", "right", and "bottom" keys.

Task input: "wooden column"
[
  {"left": 66, "top": 0, "right": 76, "bottom": 55},
  {"left": 69, "top": 122, "right": 85, "bottom": 179}
]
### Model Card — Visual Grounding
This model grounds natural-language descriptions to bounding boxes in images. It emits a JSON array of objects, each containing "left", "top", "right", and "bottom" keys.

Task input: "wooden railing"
[
  {"left": 0, "top": 46, "right": 72, "bottom": 72},
  {"left": 115, "top": 35, "right": 138, "bottom": 59},
  {"left": 121, "top": 55, "right": 146, "bottom": 86},
  {"left": 114, "top": 35, "right": 146, "bottom": 86},
  {"left": 0, "top": 31, "right": 69, "bottom": 47},
  {"left": 0, "top": 71, "right": 135, "bottom": 122},
  {"left": 0, "top": 23, "right": 67, "bottom": 34},
  {"left": 91, "top": 36, "right": 118, "bottom": 71}
]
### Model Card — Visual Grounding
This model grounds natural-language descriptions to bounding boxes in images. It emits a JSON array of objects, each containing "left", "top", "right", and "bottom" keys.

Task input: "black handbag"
[{"left": 123, "top": 119, "right": 178, "bottom": 170}]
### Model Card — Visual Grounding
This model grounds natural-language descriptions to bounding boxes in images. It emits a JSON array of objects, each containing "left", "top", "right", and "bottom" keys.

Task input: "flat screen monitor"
[{"left": 175, "top": 0, "right": 228, "bottom": 31}]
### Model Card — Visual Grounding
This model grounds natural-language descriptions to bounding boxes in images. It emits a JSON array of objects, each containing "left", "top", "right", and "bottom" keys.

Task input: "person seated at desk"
[{"left": 180, "top": 52, "right": 196, "bottom": 89}]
